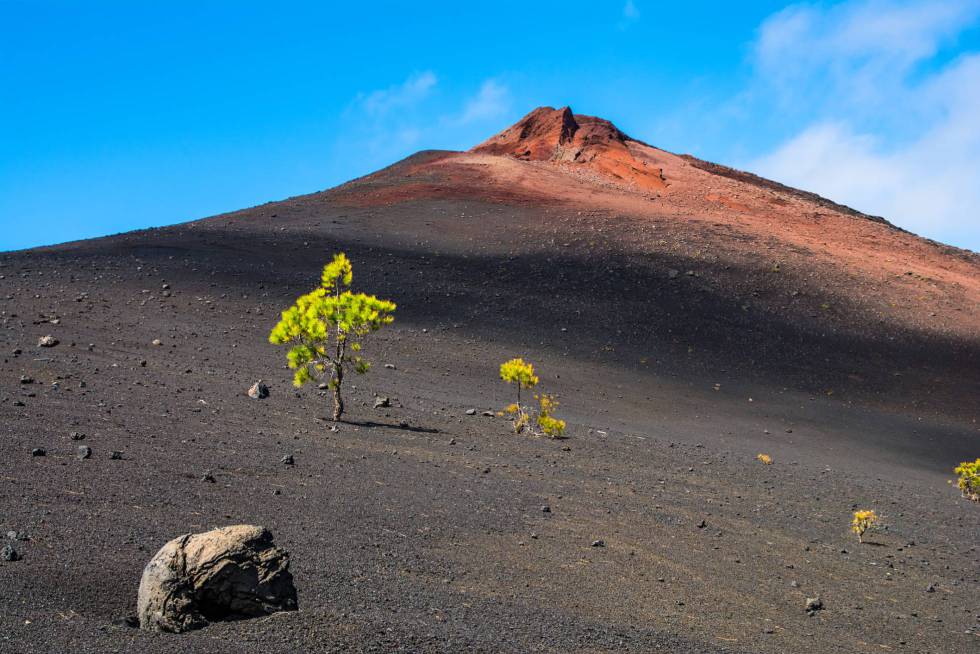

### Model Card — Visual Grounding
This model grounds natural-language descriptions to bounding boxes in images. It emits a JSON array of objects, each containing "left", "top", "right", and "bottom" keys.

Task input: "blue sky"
[{"left": 2, "top": 0, "right": 979, "bottom": 251}]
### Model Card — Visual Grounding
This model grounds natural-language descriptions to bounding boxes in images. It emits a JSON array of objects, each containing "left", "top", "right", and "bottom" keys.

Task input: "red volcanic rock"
[{"left": 471, "top": 106, "right": 667, "bottom": 191}]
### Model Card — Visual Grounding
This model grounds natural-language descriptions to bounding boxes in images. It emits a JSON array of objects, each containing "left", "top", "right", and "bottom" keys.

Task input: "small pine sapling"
[
  {"left": 851, "top": 509, "right": 878, "bottom": 543},
  {"left": 499, "top": 358, "right": 566, "bottom": 438},
  {"left": 269, "top": 253, "right": 395, "bottom": 421},
  {"left": 953, "top": 458, "right": 980, "bottom": 502}
]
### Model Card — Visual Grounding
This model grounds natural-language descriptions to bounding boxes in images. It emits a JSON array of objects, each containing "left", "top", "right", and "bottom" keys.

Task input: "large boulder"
[{"left": 137, "top": 525, "right": 297, "bottom": 633}]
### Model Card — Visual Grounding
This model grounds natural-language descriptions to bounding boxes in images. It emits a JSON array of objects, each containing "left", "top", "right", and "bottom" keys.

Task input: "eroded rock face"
[{"left": 137, "top": 524, "right": 297, "bottom": 633}]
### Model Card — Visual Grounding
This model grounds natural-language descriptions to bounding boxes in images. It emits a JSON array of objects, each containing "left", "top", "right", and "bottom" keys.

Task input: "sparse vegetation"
[
  {"left": 499, "top": 358, "right": 566, "bottom": 438},
  {"left": 269, "top": 253, "right": 396, "bottom": 421},
  {"left": 756, "top": 453, "right": 773, "bottom": 465},
  {"left": 953, "top": 458, "right": 980, "bottom": 502},
  {"left": 851, "top": 509, "right": 879, "bottom": 543}
]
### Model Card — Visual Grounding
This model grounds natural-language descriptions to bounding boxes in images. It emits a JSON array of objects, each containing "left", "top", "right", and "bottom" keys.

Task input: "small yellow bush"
[
  {"left": 499, "top": 359, "right": 565, "bottom": 438},
  {"left": 851, "top": 509, "right": 878, "bottom": 543},
  {"left": 954, "top": 459, "right": 980, "bottom": 501},
  {"left": 756, "top": 453, "right": 773, "bottom": 465}
]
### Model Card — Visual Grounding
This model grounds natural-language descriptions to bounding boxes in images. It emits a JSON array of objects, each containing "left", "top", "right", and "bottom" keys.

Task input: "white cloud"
[
  {"left": 358, "top": 71, "right": 437, "bottom": 116},
  {"left": 747, "top": 1, "right": 980, "bottom": 249},
  {"left": 455, "top": 80, "right": 511, "bottom": 125}
]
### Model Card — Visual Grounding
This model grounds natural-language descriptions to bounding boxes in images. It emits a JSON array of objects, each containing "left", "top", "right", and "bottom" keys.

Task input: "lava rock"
[
  {"left": 137, "top": 525, "right": 297, "bottom": 633},
  {"left": 247, "top": 382, "right": 269, "bottom": 399},
  {"left": 1, "top": 544, "right": 20, "bottom": 561}
]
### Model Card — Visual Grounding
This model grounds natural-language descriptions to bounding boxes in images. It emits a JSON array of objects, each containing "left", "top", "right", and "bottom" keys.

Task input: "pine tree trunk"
[{"left": 332, "top": 365, "right": 344, "bottom": 421}]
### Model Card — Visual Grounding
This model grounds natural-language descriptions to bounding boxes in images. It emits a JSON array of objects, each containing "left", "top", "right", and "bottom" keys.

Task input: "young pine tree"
[{"left": 269, "top": 253, "right": 395, "bottom": 421}]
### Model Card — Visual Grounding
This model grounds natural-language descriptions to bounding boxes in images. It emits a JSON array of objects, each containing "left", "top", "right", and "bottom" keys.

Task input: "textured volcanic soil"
[{"left": 1, "top": 109, "right": 978, "bottom": 652}]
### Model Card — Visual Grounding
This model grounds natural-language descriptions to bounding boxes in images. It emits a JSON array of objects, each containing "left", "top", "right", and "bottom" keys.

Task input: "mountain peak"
[{"left": 470, "top": 106, "right": 666, "bottom": 191}]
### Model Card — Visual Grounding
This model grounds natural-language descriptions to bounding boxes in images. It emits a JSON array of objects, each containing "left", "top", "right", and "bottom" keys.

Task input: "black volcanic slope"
[{"left": 0, "top": 152, "right": 978, "bottom": 653}]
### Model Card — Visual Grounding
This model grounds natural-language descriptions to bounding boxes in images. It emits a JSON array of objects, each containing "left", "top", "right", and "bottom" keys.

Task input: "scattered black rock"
[
  {"left": 31, "top": 447, "right": 45, "bottom": 457},
  {"left": 1, "top": 544, "right": 20, "bottom": 561},
  {"left": 248, "top": 381, "right": 269, "bottom": 399}
]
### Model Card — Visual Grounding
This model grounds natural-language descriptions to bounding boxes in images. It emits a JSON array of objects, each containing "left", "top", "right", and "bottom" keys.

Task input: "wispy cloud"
[
  {"left": 619, "top": 1, "right": 640, "bottom": 29},
  {"left": 454, "top": 80, "right": 511, "bottom": 125},
  {"left": 357, "top": 71, "right": 437, "bottom": 116},
  {"left": 746, "top": 0, "right": 980, "bottom": 249}
]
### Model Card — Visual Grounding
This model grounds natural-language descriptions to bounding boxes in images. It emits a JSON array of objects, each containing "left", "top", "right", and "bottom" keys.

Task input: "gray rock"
[
  {"left": 373, "top": 396, "right": 390, "bottom": 409},
  {"left": 137, "top": 525, "right": 297, "bottom": 633},
  {"left": 247, "top": 381, "right": 269, "bottom": 399},
  {"left": 70, "top": 431, "right": 85, "bottom": 441},
  {"left": 465, "top": 408, "right": 476, "bottom": 415},
  {"left": 110, "top": 451, "right": 123, "bottom": 460},
  {"left": 77, "top": 445, "right": 92, "bottom": 460},
  {"left": 280, "top": 454, "right": 294, "bottom": 465},
  {"left": 1, "top": 544, "right": 19, "bottom": 561},
  {"left": 202, "top": 470, "right": 216, "bottom": 483}
]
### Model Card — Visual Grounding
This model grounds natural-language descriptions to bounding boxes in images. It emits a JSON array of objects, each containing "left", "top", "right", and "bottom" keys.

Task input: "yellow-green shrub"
[
  {"left": 499, "top": 358, "right": 566, "bottom": 438},
  {"left": 851, "top": 509, "right": 878, "bottom": 543},
  {"left": 954, "top": 459, "right": 980, "bottom": 501},
  {"left": 269, "top": 253, "right": 395, "bottom": 421}
]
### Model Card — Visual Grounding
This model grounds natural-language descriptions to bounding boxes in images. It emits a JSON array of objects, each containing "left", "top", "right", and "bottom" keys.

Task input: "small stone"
[
  {"left": 110, "top": 451, "right": 123, "bottom": 460},
  {"left": 202, "top": 470, "right": 216, "bottom": 483},
  {"left": 280, "top": 454, "right": 294, "bottom": 465},
  {"left": 465, "top": 408, "right": 476, "bottom": 416},
  {"left": 31, "top": 447, "right": 45, "bottom": 457},
  {"left": 697, "top": 520, "right": 707, "bottom": 529},
  {"left": 591, "top": 539, "right": 605, "bottom": 547},
  {"left": 1, "top": 544, "right": 20, "bottom": 561},
  {"left": 790, "top": 580, "right": 800, "bottom": 588},
  {"left": 668, "top": 269, "right": 679, "bottom": 279},
  {"left": 38, "top": 335, "right": 59, "bottom": 347},
  {"left": 77, "top": 445, "right": 92, "bottom": 460},
  {"left": 482, "top": 411, "right": 494, "bottom": 417},
  {"left": 805, "top": 597, "right": 823, "bottom": 613},
  {"left": 373, "top": 396, "right": 390, "bottom": 409},
  {"left": 151, "top": 338, "right": 163, "bottom": 346},
  {"left": 70, "top": 431, "right": 85, "bottom": 441},
  {"left": 541, "top": 505, "right": 551, "bottom": 513},
  {"left": 925, "top": 584, "right": 936, "bottom": 593},
  {"left": 247, "top": 382, "right": 269, "bottom": 399},
  {"left": 19, "top": 375, "right": 33, "bottom": 384},
  {"left": 384, "top": 364, "right": 396, "bottom": 369}
]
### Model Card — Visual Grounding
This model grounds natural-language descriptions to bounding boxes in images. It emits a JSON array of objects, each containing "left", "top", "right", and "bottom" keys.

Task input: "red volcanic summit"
[{"left": 471, "top": 105, "right": 668, "bottom": 191}]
